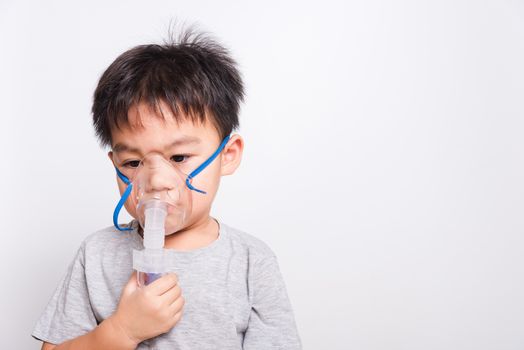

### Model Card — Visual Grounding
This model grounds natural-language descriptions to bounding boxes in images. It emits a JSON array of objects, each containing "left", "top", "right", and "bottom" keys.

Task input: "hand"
[{"left": 109, "top": 272, "right": 185, "bottom": 345}]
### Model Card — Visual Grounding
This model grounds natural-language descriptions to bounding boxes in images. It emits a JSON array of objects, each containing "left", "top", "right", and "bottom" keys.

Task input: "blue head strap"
[{"left": 113, "top": 135, "right": 231, "bottom": 231}]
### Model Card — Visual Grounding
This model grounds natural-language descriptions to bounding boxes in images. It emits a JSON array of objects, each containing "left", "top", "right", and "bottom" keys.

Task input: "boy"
[{"left": 32, "top": 30, "right": 302, "bottom": 349}]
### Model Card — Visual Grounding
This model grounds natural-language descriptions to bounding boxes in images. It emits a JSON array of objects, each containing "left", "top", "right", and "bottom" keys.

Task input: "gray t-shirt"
[{"left": 32, "top": 219, "right": 302, "bottom": 349}]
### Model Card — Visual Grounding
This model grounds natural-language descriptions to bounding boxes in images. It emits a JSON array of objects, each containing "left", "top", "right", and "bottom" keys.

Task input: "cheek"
[
  {"left": 116, "top": 178, "right": 127, "bottom": 196},
  {"left": 123, "top": 202, "right": 138, "bottom": 219},
  {"left": 190, "top": 160, "right": 221, "bottom": 190},
  {"left": 187, "top": 165, "right": 221, "bottom": 214},
  {"left": 125, "top": 193, "right": 139, "bottom": 218},
  {"left": 116, "top": 179, "right": 139, "bottom": 218}
]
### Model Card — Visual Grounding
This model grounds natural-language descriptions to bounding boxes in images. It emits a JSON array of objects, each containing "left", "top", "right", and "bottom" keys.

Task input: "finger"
[
  {"left": 167, "top": 308, "right": 184, "bottom": 328},
  {"left": 168, "top": 294, "right": 185, "bottom": 315},
  {"left": 160, "top": 284, "right": 181, "bottom": 306},
  {"left": 173, "top": 309, "right": 183, "bottom": 323},
  {"left": 146, "top": 273, "right": 178, "bottom": 296}
]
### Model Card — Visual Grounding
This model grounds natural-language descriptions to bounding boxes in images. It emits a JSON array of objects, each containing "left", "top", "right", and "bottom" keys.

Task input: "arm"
[
  {"left": 39, "top": 273, "right": 184, "bottom": 350},
  {"left": 243, "top": 255, "right": 302, "bottom": 349},
  {"left": 40, "top": 316, "right": 137, "bottom": 350}
]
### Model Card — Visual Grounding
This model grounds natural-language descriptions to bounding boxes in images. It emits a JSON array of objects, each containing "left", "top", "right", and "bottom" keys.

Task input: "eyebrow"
[{"left": 112, "top": 136, "right": 201, "bottom": 153}]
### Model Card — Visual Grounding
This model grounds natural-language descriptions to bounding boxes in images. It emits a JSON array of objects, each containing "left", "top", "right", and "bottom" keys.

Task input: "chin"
[{"left": 164, "top": 215, "right": 194, "bottom": 236}]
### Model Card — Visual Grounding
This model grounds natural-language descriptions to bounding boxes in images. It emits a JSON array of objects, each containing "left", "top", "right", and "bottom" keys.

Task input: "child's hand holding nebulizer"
[{"left": 107, "top": 152, "right": 195, "bottom": 344}]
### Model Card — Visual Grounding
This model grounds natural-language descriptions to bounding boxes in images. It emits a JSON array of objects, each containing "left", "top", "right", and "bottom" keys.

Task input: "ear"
[
  {"left": 107, "top": 151, "right": 120, "bottom": 171},
  {"left": 221, "top": 134, "right": 244, "bottom": 176},
  {"left": 107, "top": 151, "right": 115, "bottom": 166}
]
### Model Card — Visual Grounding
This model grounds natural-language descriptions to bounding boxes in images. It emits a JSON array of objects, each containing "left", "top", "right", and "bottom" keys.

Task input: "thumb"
[{"left": 121, "top": 271, "right": 138, "bottom": 297}]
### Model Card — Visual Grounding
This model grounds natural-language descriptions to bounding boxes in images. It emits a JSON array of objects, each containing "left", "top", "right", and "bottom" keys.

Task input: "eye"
[
  {"left": 171, "top": 155, "right": 189, "bottom": 163},
  {"left": 123, "top": 160, "right": 140, "bottom": 168}
]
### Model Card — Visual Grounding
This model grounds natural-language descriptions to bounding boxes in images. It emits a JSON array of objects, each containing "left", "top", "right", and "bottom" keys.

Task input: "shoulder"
[
  {"left": 80, "top": 220, "right": 139, "bottom": 256},
  {"left": 219, "top": 221, "right": 277, "bottom": 262}
]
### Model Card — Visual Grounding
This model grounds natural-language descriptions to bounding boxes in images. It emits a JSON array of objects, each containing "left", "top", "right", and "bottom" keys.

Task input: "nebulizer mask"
[{"left": 112, "top": 135, "right": 230, "bottom": 285}]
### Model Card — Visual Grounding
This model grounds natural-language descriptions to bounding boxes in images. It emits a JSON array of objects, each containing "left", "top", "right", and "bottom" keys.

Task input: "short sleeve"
[
  {"left": 32, "top": 241, "right": 97, "bottom": 345},
  {"left": 243, "top": 255, "right": 302, "bottom": 349}
]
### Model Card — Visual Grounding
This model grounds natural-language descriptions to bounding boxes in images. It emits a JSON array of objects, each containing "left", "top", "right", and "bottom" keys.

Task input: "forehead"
[{"left": 111, "top": 101, "right": 220, "bottom": 152}]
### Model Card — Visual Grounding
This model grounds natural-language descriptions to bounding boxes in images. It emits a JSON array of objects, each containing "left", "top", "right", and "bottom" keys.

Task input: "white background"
[{"left": 1, "top": 0, "right": 524, "bottom": 349}]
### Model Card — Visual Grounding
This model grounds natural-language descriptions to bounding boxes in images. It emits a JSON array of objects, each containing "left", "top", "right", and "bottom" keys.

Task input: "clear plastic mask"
[
  {"left": 126, "top": 153, "right": 194, "bottom": 234},
  {"left": 111, "top": 135, "right": 231, "bottom": 233}
]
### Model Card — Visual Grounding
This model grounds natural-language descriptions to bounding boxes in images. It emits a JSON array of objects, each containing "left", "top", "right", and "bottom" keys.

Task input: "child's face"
[{"left": 107, "top": 100, "right": 243, "bottom": 233}]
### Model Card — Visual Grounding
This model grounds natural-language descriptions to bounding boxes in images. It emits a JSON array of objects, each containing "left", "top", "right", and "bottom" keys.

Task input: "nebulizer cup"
[{"left": 130, "top": 153, "right": 193, "bottom": 286}]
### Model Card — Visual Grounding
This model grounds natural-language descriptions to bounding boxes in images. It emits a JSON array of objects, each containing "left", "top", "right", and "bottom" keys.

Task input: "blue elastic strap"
[
  {"left": 113, "top": 167, "right": 133, "bottom": 231},
  {"left": 113, "top": 135, "right": 231, "bottom": 231}
]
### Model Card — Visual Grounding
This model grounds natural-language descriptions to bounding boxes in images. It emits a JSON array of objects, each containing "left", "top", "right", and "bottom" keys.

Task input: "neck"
[{"left": 139, "top": 215, "right": 219, "bottom": 251}]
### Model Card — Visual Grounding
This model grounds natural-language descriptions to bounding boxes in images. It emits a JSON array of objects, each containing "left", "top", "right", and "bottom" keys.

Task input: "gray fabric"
[{"left": 32, "top": 219, "right": 302, "bottom": 349}]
